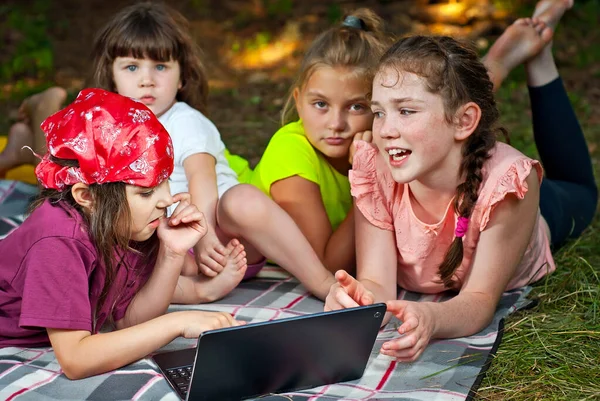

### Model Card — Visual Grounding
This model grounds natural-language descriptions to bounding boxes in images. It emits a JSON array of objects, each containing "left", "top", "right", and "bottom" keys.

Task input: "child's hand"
[
  {"left": 194, "top": 231, "right": 230, "bottom": 277},
  {"left": 380, "top": 300, "right": 435, "bottom": 362},
  {"left": 177, "top": 310, "right": 245, "bottom": 339},
  {"left": 157, "top": 193, "right": 207, "bottom": 256},
  {"left": 324, "top": 270, "right": 375, "bottom": 311},
  {"left": 349, "top": 130, "right": 373, "bottom": 165}
]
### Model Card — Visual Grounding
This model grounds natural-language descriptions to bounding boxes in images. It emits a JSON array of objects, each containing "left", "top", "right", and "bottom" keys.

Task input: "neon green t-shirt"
[
  {"left": 249, "top": 120, "right": 352, "bottom": 230},
  {"left": 224, "top": 149, "right": 252, "bottom": 184}
]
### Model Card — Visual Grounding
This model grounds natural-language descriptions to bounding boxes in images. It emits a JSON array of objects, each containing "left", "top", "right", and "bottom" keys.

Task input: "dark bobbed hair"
[{"left": 91, "top": 2, "right": 208, "bottom": 113}]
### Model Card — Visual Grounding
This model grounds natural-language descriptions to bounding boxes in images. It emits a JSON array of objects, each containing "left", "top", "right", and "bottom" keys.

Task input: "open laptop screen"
[{"left": 154, "top": 303, "right": 386, "bottom": 401}]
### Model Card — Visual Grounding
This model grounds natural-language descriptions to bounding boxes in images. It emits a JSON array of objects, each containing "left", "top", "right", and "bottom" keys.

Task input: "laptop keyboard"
[{"left": 166, "top": 366, "right": 193, "bottom": 398}]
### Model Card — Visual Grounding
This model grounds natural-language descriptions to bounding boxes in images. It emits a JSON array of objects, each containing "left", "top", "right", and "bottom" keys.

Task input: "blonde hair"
[
  {"left": 91, "top": 2, "right": 209, "bottom": 113},
  {"left": 281, "top": 8, "right": 392, "bottom": 125}
]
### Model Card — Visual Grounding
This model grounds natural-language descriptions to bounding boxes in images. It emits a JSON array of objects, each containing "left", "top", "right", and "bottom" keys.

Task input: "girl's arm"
[
  {"left": 354, "top": 204, "right": 399, "bottom": 310},
  {"left": 324, "top": 204, "right": 398, "bottom": 322},
  {"left": 48, "top": 310, "right": 240, "bottom": 380},
  {"left": 171, "top": 273, "right": 225, "bottom": 304},
  {"left": 382, "top": 172, "right": 541, "bottom": 361},
  {"left": 430, "top": 171, "right": 540, "bottom": 337},
  {"left": 270, "top": 176, "right": 356, "bottom": 274},
  {"left": 183, "top": 153, "right": 229, "bottom": 275},
  {"left": 116, "top": 245, "right": 186, "bottom": 329},
  {"left": 118, "top": 197, "right": 207, "bottom": 328}
]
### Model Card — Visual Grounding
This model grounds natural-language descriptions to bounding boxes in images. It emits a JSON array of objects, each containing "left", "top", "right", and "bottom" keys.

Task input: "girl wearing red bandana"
[
  {"left": 325, "top": 2, "right": 597, "bottom": 361},
  {"left": 0, "top": 89, "right": 244, "bottom": 379},
  {"left": 91, "top": 3, "right": 336, "bottom": 300}
]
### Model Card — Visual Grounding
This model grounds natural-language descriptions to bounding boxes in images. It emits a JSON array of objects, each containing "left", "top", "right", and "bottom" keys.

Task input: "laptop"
[{"left": 153, "top": 303, "right": 386, "bottom": 401}]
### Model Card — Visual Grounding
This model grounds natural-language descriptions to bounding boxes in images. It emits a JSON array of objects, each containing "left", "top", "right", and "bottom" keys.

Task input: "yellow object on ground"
[{"left": 0, "top": 136, "right": 38, "bottom": 185}]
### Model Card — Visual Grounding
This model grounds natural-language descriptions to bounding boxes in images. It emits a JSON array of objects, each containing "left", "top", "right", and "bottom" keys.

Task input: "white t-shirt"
[{"left": 159, "top": 102, "right": 239, "bottom": 198}]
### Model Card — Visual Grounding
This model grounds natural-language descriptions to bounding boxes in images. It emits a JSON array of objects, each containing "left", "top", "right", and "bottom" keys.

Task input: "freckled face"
[{"left": 371, "top": 68, "right": 461, "bottom": 185}]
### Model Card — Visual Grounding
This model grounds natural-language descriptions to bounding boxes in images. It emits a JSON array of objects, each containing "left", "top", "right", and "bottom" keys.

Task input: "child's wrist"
[
  {"left": 197, "top": 227, "right": 217, "bottom": 244},
  {"left": 158, "top": 242, "right": 188, "bottom": 261}
]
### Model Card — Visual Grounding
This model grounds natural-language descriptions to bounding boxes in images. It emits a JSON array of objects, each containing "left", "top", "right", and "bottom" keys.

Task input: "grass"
[
  {"left": 0, "top": 1, "right": 598, "bottom": 399},
  {"left": 476, "top": 227, "right": 600, "bottom": 400},
  {"left": 474, "top": 5, "right": 600, "bottom": 396}
]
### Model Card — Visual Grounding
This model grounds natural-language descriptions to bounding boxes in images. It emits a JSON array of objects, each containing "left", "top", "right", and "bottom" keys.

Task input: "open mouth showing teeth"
[{"left": 388, "top": 148, "right": 411, "bottom": 161}]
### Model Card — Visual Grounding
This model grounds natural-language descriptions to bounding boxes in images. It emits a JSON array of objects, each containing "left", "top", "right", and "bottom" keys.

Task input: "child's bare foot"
[
  {"left": 484, "top": 18, "right": 553, "bottom": 91},
  {"left": 526, "top": 0, "right": 571, "bottom": 87},
  {"left": 195, "top": 239, "right": 247, "bottom": 302},
  {"left": 0, "top": 122, "right": 36, "bottom": 177},
  {"left": 533, "top": 0, "right": 573, "bottom": 30},
  {"left": 19, "top": 87, "right": 67, "bottom": 156}
]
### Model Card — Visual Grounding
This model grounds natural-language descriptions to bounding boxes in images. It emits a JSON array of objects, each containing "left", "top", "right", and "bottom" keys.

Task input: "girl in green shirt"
[
  {"left": 246, "top": 7, "right": 560, "bottom": 276},
  {"left": 249, "top": 9, "right": 391, "bottom": 275}
]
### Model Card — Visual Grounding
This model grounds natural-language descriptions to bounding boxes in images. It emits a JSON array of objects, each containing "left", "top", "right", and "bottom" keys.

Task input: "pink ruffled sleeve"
[
  {"left": 349, "top": 141, "right": 395, "bottom": 231},
  {"left": 477, "top": 157, "right": 543, "bottom": 231}
]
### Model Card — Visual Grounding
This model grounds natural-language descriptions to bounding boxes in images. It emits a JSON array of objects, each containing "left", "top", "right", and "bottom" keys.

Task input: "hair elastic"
[
  {"left": 455, "top": 216, "right": 469, "bottom": 238},
  {"left": 342, "top": 15, "right": 365, "bottom": 30}
]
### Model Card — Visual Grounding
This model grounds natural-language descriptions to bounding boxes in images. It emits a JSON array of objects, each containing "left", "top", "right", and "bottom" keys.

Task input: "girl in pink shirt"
[
  {"left": 325, "top": 1, "right": 596, "bottom": 361},
  {"left": 0, "top": 89, "right": 244, "bottom": 379}
]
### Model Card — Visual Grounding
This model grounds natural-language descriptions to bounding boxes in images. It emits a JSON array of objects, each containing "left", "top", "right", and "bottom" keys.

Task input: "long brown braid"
[{"left": 378, "top": 36, "right": 504, "bottom": 288}]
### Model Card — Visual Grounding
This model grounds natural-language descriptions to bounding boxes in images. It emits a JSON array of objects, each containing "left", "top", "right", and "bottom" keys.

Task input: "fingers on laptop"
[
  {"left": 180, "top": 311, "right": 243, "bottom": 338},
  {"left": 335, "top": 270, "right": 375, "bottom": 306},
  {"left": 324, "top": 284, "right": 361, "bottom": 311},
  {"left": 382, "top": 301, "right": 432, "bottom": 362}
]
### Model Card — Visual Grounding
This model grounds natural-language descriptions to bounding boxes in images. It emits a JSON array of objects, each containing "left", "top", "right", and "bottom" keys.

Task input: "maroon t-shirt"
[{"left": 0, "top": 201, "right": 154, "bottom": 347}]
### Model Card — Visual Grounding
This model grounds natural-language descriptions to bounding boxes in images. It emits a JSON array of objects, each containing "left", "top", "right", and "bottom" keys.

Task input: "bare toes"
[
  {"left": 540, "top": 26, "right": 554, "bottom": 43},
  {"left": 233, "top": 251, "right": 247, "bottom": 264},
  {"left": 225, "top": 238, "right": 241, "bottom": 253}
]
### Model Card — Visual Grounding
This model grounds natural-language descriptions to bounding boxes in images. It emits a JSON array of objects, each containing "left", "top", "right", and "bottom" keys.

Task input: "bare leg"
[
  {"left": 216, "top": 184, "right": 336, "bottom": 300},
  {"left": 525, "top": 20, "right": 559, "bottom": 87},
  {"left": 527, "top": 0, "right": 574, "bottom": 86},
  {"left": 483, "top": 18, "right": 553, "bottom": 91},
  {"left": 19, "top": 87, "right": 67, "bottom": 156},
  {"left": 524, "top": 2, "right": 596, "bottom": 245},
  {"left": 533, "top": 0, "right": 574, "bottom": 30},
  {"left": 0, "top": 123, "right": 35, "bottom": 177},
  {"left": 0, "top": 87, "right": 67, "bottom": 176}
]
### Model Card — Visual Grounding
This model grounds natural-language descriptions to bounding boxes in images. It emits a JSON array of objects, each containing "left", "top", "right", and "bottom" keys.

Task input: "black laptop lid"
[{"left": 185, "top": 303, "right": 386, "bottom": 401}]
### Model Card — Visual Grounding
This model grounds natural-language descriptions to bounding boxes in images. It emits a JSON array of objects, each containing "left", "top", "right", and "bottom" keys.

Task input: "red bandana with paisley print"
[{"left": 35, "top": 88, "right": 174, "bottom": 190}]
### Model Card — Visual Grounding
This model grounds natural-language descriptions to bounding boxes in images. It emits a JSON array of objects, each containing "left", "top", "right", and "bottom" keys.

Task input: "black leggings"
[{"left": 530, "top": 78, "right": 598, "bottom": 248}]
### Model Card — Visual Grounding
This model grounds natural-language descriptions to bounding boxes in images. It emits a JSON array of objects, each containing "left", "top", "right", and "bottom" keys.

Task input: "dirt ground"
[
  {"left": 34, "top": 0, "right": 429, "bottom": 164},
  {"left": 2, "top": 0, "right": 599, "bottom": 165}
]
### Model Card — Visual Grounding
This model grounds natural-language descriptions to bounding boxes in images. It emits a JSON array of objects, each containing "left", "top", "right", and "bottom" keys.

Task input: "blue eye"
[
  {"left": 156, "top": 64, "right": 166, "bottom": 71},
  {"left": 372, "top": 111, "right": 383, "bottom": 119},
  {"left": 126, "top": 65, "right": 137, "bottom": 72}
]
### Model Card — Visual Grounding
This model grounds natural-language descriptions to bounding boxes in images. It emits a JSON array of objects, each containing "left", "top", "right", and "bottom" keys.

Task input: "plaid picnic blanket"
[
  {"left": 0, "top": 179, "right": 532, "bottom": 401},
  {"left": 0, "top": 180, "right": 37, "bottom": 237}
]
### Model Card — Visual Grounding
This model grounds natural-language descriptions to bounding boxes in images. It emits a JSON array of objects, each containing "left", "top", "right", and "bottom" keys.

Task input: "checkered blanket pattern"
[
  {"left": 0, "top": 179, "right": 532, "bottom": 400},
  {"left": 0, "top": 180, "right": 36, "bottom": 238}
]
